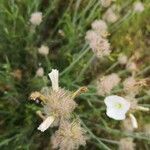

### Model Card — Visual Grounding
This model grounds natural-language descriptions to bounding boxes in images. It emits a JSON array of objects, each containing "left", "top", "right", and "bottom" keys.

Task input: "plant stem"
[
  {"left": 60, "top": 45, "right": 90, "bottom": 76},
  {"left": 81, "top": 120, "right": 111, "bottom": 150}
]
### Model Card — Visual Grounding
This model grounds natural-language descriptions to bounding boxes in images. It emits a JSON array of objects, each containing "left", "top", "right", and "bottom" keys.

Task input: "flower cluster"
[
  {"left": 30, "top": 69, "right": 87, "bottom": 149},
  {"left": 85, "top": 19, "right": 111, "bottom": 58}
]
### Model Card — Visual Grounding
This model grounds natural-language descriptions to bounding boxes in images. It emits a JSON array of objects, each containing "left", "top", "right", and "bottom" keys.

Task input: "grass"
[{"left": 0, "top": 0, "right": 150, "bottom": 149}]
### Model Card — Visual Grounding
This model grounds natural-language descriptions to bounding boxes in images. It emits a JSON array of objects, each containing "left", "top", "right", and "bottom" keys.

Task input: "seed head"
[
  {"left": 96, "top": 73, "right": 121, "bottom": 96},
  {"left": 42, "top": 88, "right": 77, "bottom": 122},
  {"left": 30, "top": 12, "right": 42, "bottom": 26},
  {"left": 38, "top": 45, "right": 49, "bottom": 56},
  {"left": 51, "top": 120, "right": 87, "bottom": 150},
  {"left": 85, "top": 30, "right": 111, "bottom": 58}
]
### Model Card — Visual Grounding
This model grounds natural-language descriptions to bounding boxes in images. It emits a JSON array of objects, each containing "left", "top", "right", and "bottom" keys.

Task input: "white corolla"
[{"left": 104, "top": 95, "right": 130, "bottom": 120}]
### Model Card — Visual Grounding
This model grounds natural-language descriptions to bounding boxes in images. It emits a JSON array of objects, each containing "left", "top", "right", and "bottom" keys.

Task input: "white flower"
[
  {"left": 38, "top": 45, "right": 49, "bottom": 56},
  {"left": 104, "top": 95, "right": 130, "bottom": 120},
  {"left": 133, "top": 2, "right": 144, "bottom": 13},
  {"left": 30, "top": 12, "right": 42, "bottom": 26},
  {"left": 129, "top": 114, "right": 138, "bottom": 129},
  {"left": 36, "top": 67, "right": 44, "bottom": 77},
  {"left": 48, "top": 69, "right": 59, "bottom": 91},
  {"left": 37, "top": 116, "right": 55, "bottom": 132}
]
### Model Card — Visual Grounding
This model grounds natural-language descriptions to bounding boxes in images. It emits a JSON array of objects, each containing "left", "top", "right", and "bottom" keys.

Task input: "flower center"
[{"left": 115, "top": 103, "right": 123, "bottom": 109}]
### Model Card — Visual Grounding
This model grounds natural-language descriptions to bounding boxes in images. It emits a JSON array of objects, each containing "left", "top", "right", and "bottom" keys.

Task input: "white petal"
[
  {"left": 137, "top": 106, "right": 149, "bottom": 112},
  {"left": 48, "top": 69, "right": 59, "bottom": 91},
  {"left": 37, "top": 116, "right": 54, "bottom": 132},
  {"left": 129, "top": 114, "right": 138, "bottom": 129},
  {"left": 106, "top": 108, "right": 126, "bottom": 120}
]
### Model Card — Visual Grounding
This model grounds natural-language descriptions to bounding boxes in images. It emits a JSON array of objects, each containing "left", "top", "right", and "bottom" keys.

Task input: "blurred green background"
[{"left": 0, "top": 0, "right": 150, "bottom": 149}]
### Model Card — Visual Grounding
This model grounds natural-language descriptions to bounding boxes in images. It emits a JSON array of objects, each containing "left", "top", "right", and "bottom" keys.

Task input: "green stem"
[
  {"left": 73, "top": 0, "right": 82, "bottom": 24},
  {"left": 136, "top": 65, "right": 150, "bottom": 76},
  {"left": 75, "top": 55, "right": 95, "bottom": 82},
  {"left": 60, "top": 45, "right": 90, "bottom": 76},
  {"left": 45, "top": 55, "right": 51, "bottom": 71},
  {"left": 105, "top": 62, "right": 119, "bottom": 74},
  {"left": 81, "top": 120, "right": 111, "bottom": 150}
]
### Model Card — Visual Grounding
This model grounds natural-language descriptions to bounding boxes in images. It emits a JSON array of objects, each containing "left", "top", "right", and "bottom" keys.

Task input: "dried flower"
[
  {"left": 123, "top": 77, "right": 146, "bottom": 97},
  {"left": 103, "top": 8, "right": 118, "bottom": 23},
  {"left": 36, "top": 67, "right": 44, "bottom": 77},
  {"left": 118, "top": 54, "right": 128, "bottom": 65},
  {"left": 119, "top": 138, "right": 135, "bottom": 150},
  {"left": 42, "top": 88, "right": 77, "bottom": 123},
  {"left": 91, "top": 20, "right": 108, "bottom": 37},
  {"left": 30, "top": 69, "right": 88, "bottom": 132},
  {"left": 100, "top": 0, "right": 112, "bottom": 8},
  {"left": 85, "top": 30, "right": 111, "bottom": 58},
  {"left": 30, "top": 12, "right": 42, "bottom": 26},
  {"left": 133, "top": 2, "right": 144, "bottom": 13},
  {"left": 38, "top": 45, "right": 49, "bottom": 56},
  {"left": 51, "top": 120, "right": 87, "bottom": 150},
  {"left": 96, "top": 73, "right": 121, "bottom": 96},
  {"left": 104, "top": 95, "right": 130, "bottom": 120},
  {"left": 38, "top": 69, "right": 77, "bottom": 128},
  {"left": 123, "top": 77, "right": 138, "bottom": 96}
]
